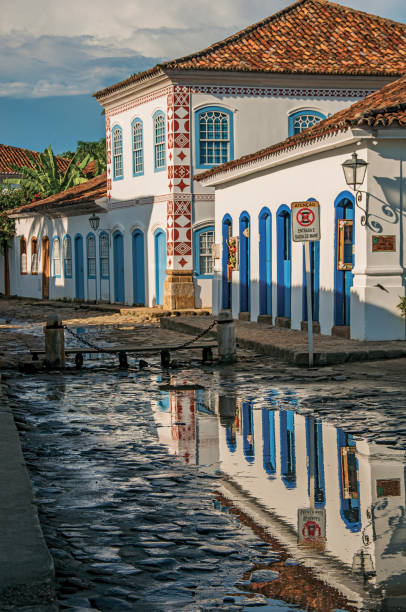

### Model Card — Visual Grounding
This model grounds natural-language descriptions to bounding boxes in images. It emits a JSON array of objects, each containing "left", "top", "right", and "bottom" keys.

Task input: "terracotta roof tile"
[
  {"left": 95, "top": 0, "right": 406, "bottom": 98},
  {"left": 195, "top": 74, "right": 406, "bottom": 181},
  {"left": 0, "top": 144, "right": 69, "bottom": 176},
  {"left": 10, "top": 173, "right": 107, "bottom": 215}
]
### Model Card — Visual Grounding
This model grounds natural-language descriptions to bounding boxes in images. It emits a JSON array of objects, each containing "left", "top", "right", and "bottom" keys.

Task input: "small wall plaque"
[
  {"left": 377, "top": 479, "right": 401, "bottom": 497},
  {"left": 372, "top": 235, "right": 396, "bottom": 252}
]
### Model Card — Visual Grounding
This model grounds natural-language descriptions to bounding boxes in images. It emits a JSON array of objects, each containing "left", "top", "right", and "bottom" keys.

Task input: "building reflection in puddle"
[{"left": 153, "top": 381, "right": 406, "bottom": 611}]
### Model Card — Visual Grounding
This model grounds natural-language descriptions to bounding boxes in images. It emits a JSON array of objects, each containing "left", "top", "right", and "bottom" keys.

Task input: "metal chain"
[
  {"left": 63, "top": 325, "right": 103, "bottom": 352},
  {"left": 63, "top": 318, "right": 217, "bottom": 362}
]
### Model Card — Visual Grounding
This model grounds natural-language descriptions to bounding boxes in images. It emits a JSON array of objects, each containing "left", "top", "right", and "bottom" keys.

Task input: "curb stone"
[{"left": 0, "top": 376, "right": 56, "bottom": 611}]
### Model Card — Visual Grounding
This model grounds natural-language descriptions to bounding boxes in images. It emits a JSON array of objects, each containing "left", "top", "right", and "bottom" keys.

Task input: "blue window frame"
[
  {"left": 86, "top": 233, "right": 96, "bottom": 278},
  {"left": 52, "top": 237, "right": 61, "bottom": 277},
  {"left": 194, "top": 225, "right": 214, "bottom": 278},
  {"left": 99, "top": 232, "right": 109, "bottom": 279},
  {"left": 288, "top": 110, "right": 326, "bottom": 137},
  {"left": 112, "top": 124, "right": 123, "bottom": 180},
  {"left": 195, "top": 106, "right": 234, "bottom": 169},
  {"left": 63, "top": 235, "right": 72, "bottom": 278},
  {"left": 153, "top": 111, "right": 166, "bottom": 171},
  {"left": 131, "top": 118, "right": 144, "bottom": 176}
]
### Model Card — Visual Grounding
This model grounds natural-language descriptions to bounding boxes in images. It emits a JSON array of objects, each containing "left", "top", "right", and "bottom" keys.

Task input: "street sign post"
[{"left": 291, "top": 201, "right": 321, "bottom": 367}]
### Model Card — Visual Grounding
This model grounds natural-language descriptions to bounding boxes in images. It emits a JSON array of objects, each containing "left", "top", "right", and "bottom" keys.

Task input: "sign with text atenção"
[{"left": 291, "top": 201, "right": 320, "bottom": 242}]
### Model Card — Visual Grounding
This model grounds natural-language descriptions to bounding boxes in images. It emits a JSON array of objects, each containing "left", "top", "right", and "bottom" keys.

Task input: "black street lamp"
[
  {"left": 341, "top": 152, "right": 368, "bottom": 226},
  {"left": 89, "top": 213, "right": 100, "bottom": 231}
]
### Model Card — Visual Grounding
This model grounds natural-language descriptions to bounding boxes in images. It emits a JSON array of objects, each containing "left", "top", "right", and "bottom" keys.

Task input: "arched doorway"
[
  {"left": 276, "top": 206, "right": 291, "bottom": 319},
  {"left": 334, "top": 193, "right": 354, "bottom": 328},
  {"left": 154, "top": 229, "right": 166, "bottom": 306},
  {"left": 74, "top": 234, "right": 84, "bottom": 300},
  {"left": 239, "top": 211, "right": 250, "bottom": 314},
  {"left": 221, "top": 215, "right": 232, "bottom": 310},
  {"left": 259, "top": 207, "right": 272, "bottom": 316},
  {"left": 132, "top": 229, "right": 145, "bottom": 305},
  {"left": 41, "top": 236, "right": 50, "bottom": 299},
  {"left": 113, "top": 230, "right": 125, "bottom": 303}
]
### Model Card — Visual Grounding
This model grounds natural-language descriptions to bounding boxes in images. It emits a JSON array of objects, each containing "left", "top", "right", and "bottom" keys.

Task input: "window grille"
[
  {"left": 64, "top": 236, "right": 72, "bottom": 277},
  {"left": 132, "top": 121, "right": 143, "bottom": 174},
  {"left": 113, "top": 127, "right": 123, "bottom": 178},
  {"left": 199, "top": 110, "right": 229, "bottom": 165},
  {"left": 154, "top": 113, "right": 166, "bottom": 170},
  {"left": 20, "top": 237, "right": 27, "bottom": 274},
  {"left": 52, "top": 238, "right": 60, "bottom": 276},
  {"left": 199, "top": 229, "right": 215, "bottom": 275},
  {"left": 87, "top": 235, "right": 96, "bottom": 277},
  {"left": 290, "top": 111, "right": 325, "bottom": 135},
  {"left": 100, "top": 234, "right": 109, "bottom": 277},
  {"left": 31, "top": 238, "right": 38, "bottom": 274}
]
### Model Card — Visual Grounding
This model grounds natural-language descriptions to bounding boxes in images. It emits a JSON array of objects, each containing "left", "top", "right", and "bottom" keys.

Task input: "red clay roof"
[
  {"left": 10, "top": 173, "right": 107, "bottom": 215},
  {"left": 95, "top": 0, "right": 406, "bottom": 98},
  {"left": 195, "top": 74, "right": 406, "bottom": 181},
  {"left": 0, "top": 144, "right": 70, "bottom": 176}
]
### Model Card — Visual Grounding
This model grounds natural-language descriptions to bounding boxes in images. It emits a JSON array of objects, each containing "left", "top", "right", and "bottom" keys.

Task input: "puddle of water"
[
  {"left": 154, "top": 386, "right": 406, "bottom": 611},
  {"left": 9, "top": 368, "right": 406, "bottom": 611}
]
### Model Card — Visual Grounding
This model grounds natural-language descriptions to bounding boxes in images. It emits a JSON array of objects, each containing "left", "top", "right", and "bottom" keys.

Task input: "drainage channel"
[{"left": 6, "top": 366, "right": 406, "bottom": 611}]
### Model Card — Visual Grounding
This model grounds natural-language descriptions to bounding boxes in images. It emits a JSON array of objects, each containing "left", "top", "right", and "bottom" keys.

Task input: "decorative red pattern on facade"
[
  {"left": 107, "top": 86, "right": 171, "bottom": 117},
  {"left": 166, "top": 85, "right": 193, "bottom": 271}
]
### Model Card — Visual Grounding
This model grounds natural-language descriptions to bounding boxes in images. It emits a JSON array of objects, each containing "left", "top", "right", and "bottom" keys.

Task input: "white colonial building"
[
  {"left": 198, "top": 75, "right": 406, "bottom": 341},
  {"left": 4, "top": 0, "right": 406, "bottom": 325}
]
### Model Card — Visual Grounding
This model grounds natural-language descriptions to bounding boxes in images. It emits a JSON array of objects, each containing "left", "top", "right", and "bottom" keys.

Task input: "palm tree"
[{"left": 11, "top": 145, "right": 93, "bottom": 199}]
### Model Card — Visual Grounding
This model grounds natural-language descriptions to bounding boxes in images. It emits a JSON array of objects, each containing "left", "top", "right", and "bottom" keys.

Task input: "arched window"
[
  {"left": 99, "top": 232, "right": 109, "bottom": 278},
  {"left": 52, "top": 237, "right": 61, "bottom": 277},
  {"left": 112, "top": 125, "right": 123, "bottom": 180},
  {"left": 63, "top": 236, "right": 72, "bottom": 278},
  {"left": 194, "top": 226, "right": 214, "bottom": 277},
  {"left": 132, "top": 118, "right": 144, "bottom": 176},
  {"left": 20, "top": 237, "right": 27, "bottom": 274},
  {"left": 87, "top": 234, "right": 96, "bottom": 278},
  {"left": 196, "top": 106, "right": 233, "bottom": 169},
  {"left": 31, "top": 237, "right": 38, "bottom": 274},
  {"left": 288, "top": 110, "right": 326, "bottom": 136},
  {"left": 153, "top": 111, "right": 166, "bottom": 171}
]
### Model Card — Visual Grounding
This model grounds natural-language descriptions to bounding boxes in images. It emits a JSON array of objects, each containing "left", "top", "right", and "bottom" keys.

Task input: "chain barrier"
[{"left": 63, "top": 318, "right": 218, "bottom": 364}]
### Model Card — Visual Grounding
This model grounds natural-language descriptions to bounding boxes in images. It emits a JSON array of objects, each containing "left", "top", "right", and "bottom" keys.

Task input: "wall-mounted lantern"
[
  {"left": 341, "top": 152, "right": 368, "bottom": 225},
  {"left": 88, "top": 213, "right": 100, "bottom": 231}
]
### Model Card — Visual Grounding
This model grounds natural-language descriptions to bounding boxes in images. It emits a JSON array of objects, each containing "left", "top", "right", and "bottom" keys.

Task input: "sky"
[{"left": 1, "top": 0, "right": 406, "bottom": 154}]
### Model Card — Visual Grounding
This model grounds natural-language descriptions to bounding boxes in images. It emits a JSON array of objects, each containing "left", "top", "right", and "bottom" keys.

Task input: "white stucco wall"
[{"left": 211, "top": 137, "right": 406, "bottom": 341}]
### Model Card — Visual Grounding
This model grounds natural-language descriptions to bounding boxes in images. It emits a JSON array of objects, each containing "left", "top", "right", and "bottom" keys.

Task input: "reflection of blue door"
[
  {"left": 280, "top": 410, "right": 296, "bottom": 488},
  {"left": 132, "top": 230, "right": 145, "bottom": 305},
  {"left": 74, "top": 235, "right": 84, "bottom": 300},
  {"left": 242, "top": 401, "right": 255, "bottom": 463},
  {"left": 113, "top": 231, "right": 125, "bottom": 303},
  {"left": 277, "top": 208, "right": 291, "bottom": 318},
  {"left": 155, "top": 229, "right": 166, "bottom": 306}
]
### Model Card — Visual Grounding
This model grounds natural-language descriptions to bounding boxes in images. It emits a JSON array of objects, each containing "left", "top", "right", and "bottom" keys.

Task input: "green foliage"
[
  {"left": 0, "top": 182, "right": 37, "bottom": 248},
  {"left": 75, "top": 138, "right": 106, "bottom": 174},
  {"left": 397, "top": 296, "right": 406, "bottom": 318},
  {"left": 11, "top": 145, "right": 92, "bottom": 198}
]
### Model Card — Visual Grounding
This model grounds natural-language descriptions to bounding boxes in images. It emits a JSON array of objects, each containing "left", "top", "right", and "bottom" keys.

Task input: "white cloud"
[{"left": 0, "top": 0, "right": 405, "bottom": 98}]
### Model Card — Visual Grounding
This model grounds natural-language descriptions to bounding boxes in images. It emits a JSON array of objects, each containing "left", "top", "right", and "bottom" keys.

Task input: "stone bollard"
[
  {"left": 217, "top": 310, "right": 236, "bottom": 363},
  {"left": 44, "top": 314, "right": 65, "bottom": 369}
]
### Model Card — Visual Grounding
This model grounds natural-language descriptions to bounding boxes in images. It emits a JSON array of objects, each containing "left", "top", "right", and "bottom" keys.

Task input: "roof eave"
[{"left": 198, "top": 128, "right": 375, "bottom": 187}]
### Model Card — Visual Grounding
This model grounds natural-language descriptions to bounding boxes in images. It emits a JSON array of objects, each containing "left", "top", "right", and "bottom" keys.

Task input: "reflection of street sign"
[
  {"left": 298, "top": 508, "right": 326, "bottom": 549},
  {"left": 292, "top": 201, "right": 320, "bottom": 242}
]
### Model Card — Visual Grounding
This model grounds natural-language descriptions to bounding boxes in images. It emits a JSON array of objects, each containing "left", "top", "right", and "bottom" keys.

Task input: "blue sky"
[{"left": 1, "top": 0, "right": 406, "bottom": 154}]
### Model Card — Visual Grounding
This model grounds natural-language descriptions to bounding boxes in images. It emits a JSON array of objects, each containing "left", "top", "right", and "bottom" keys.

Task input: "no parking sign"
[
  {"left": 292, "top": 201, "right": 320, "bottom": 242},
  {"left": 298, "top": 508, "right": 326, "bottom": 549}
]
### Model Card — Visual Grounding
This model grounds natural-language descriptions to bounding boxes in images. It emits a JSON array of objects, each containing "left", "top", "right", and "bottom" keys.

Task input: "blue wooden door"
[
  {"left": 222, "top": 217, "right": 232, "bottom": 309},
  {"left": 74, "top": 235, "right": 84, "bottom": 300},
  {"left": 155, "top": 230, "right": 166, "bottom": 306},
  {"left": 303, "top": 241, "right": 320, "bottom": 322},
  {"left": 259, "top": 211, "right": 272, "bottom": 315},
  {"left": 277, "top": 211, "right": 291, "bottom": 318},
  {"left": 132, "top": 230, "right": 145, "bottom": 305},
  {"left": 239, "top": 215, "right": 250, "bottom": 313},
  {"left": 113, "top": 231, "right": 125, "bottom": 303}
]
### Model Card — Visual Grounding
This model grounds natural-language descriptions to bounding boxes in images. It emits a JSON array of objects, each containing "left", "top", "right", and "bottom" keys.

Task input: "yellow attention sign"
[{"left": 291, "top": 201, "right": 320, "bottom": 242}]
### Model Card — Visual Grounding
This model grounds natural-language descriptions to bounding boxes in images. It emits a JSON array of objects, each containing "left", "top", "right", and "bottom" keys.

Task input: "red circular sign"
[
  {"left": 296, "top": 208, "right": 315, "bottom": 227},
  {"left": 302, "top": 520, "right": 321, "bottom": 539}
]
